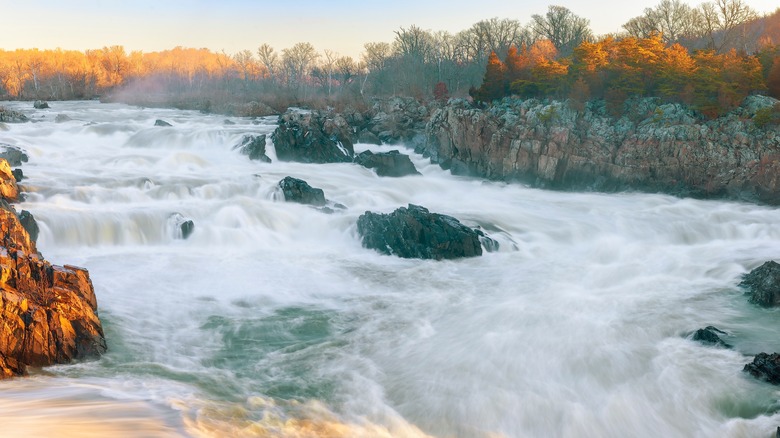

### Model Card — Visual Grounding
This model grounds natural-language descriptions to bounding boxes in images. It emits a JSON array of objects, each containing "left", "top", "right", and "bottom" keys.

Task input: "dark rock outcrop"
[
  {"left": 169, "top": 213, "right": 194, "bottom": 239},
  {"left": 18, "top": 211, "right": 39, "bottom": 243},
  {"left": 11, "top": 169, "right": 23, "bottom": 182},
  {"left": 744, "top": 353, "right": 780, "bottom": 385},
  {"left": 691, "top": 326, "right": 731, "bottom": 348},
  {"left": 422, "top": 96, "right": 780, "bottom": 204},
  {"left": 277, "top": 177, "right": 326, "bottom": 207},
  {"left": 356, "top": 204, "right": 497, "bottom": 260},
  {"left": 33, "top": 101, "right": 49, "bottom": 109},
  {"left": 369, "top": 97, "right": 429, "bottom": 146},
  {"left": 0, "top": 160, "right": 106, "bottom": 378},
  {"left": 354, "top": 150, "right": 420, "bottom": 177},
  {"left": 0, "top": 144, "right": 29, "bottom": 167},
  {"left": 271, "top": 110, "right": 354, "bottom": 164},
  {"left": 0, "top": 108, "right": 28, "bottom": 123},
  {"left": 234, "top": 134, "right": 271, "bottom": 163},
  {"left": 154, "top": 119, "right": 172, "bottom": 127},
  {"left": 740, "top": 261, "right": 780, "bottom": 307},
  {"left": 357, "top": 130, "right": 382, "bottom": 145}
]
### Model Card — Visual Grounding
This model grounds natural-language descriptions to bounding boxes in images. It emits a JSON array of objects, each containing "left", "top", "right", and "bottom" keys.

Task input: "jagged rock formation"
[
  {"left": 277, "top": 177, "right": 326, "bottom": 207},
  {"left": 422, "top": 96, "right": 780, "bottom": 204},
  {"left": 356, "top": 204, "right": 497, "bottom": 260},
  {"left": 271, "top": 110, "right": 354, "bottom": 164},
  {"left": 368, "top": 97, "right": 429, "bottom": 146},
  {"left": 740, "top": 261, "right": 780, "bottom": 307},
  {"left": 691, "top": 326, "right": 731, "bottom": 348},
  {"left": 234, "top": 134, "right": 271, "bottom": 163},
  {"left": 744, "top": 353, "right": 780, "bottom": 385},
  {"left": 0, "top": 158, "right": 106, "bottom": 378},
  {"left": 354, "top": 150, "right": 420, "bottom": 177}
]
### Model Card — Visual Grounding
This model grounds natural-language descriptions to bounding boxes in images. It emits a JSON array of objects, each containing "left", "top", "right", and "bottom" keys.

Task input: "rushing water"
[{"left": 0, "top": 101, "right": 779, "bottom": 437}]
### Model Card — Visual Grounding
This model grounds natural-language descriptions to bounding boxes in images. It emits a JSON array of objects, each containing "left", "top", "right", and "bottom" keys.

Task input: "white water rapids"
[{"left": 0, "top": 101, "right": 779, "bottom": 437}]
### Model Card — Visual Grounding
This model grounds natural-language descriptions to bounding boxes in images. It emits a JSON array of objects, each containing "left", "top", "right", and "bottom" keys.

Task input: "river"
[{"left": 0, "top": 100, "right": 778, "bottom": 437}]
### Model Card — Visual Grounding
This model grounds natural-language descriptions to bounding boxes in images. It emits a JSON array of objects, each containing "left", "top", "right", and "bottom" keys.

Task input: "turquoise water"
[{"left": 0, "top": 101, "right": 778, "bottom": 437}]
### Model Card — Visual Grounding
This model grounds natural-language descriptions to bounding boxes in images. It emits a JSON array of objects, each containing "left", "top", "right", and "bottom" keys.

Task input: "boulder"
[
  {"left": 271, "top": 110, "right": 354, "bottom": 164},
  {"left": 11, "top": 169, "right": 23, "bottom": 183},
  {"left": 356, "top": 204, "right": 497, "bottom": 260},
  {"left": 0, "top": 108, "right": 28, "bottom": 123},
  {"left": 154, "top": 119, "right": 172, "bottom": 127},
  {"left": 277, "top": 176, "right": 326, "bottom": 206},
  {"left": 55, "top": 114, "right": 72, "bottom": 123},
  {"left": 744, "top": 352, "right": 780, "bottom": 385},
  {"left": 234, "top": 134, "right": 271, "bottom": 163},
  {"left": 691, "top": 326, "right": 731, "bottom": 348},
  {"left": 354, "top": 150, "right": 420, "bottom": 177},
  {"left": 0, "top": 145, "right": 29, "bottom": 167},
  {"left": 357, "top": 130, "right": 382, "bottom": 145},
  {"left": 169, "top": 213, "right": 194, "bottom": 239},
  {"left": 739, "top": 261, "right": 780, "bottom": 307},
  {"left": 18, "top": 210, "right": 39, "bottom": 243},
  {"left": 33, "top": 101, "right": 49, "bottom": 109}
]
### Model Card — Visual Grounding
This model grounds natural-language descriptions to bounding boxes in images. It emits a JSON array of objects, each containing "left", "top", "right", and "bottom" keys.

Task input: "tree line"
[{"left": 0, "top": 1, "right": 778, "bottom": 115}]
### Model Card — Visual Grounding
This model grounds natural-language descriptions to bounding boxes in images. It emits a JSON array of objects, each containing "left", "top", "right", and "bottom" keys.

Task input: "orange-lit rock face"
[
  {"left": 0, "top": 160, "right": 19, "bottom": 202},
  {"left": 0, "top": 159, "right": 106, "bottom": 377}
]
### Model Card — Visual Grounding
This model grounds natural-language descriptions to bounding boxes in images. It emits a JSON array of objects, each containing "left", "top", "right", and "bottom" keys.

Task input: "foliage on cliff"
[{"left": 471, "top": 33, "right": 772, "bottom": 118}]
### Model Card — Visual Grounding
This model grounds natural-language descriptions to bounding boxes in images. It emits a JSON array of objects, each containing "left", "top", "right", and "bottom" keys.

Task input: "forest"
[{"left": 0, "top": 0, "right": 779, "bottom": 117}]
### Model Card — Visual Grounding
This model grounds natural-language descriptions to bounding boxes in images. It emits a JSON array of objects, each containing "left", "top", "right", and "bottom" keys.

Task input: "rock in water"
[
  {"left": 271, "top": 110, "right": 354, "bottom": 164},
  {"left": 277, "top": 177, "right": 326, "bottom": 206},
  {"left": 33, "top": 100, "right": 49, "bottom": 109},
  {"left": 691, "top": 326, "right": 731, "bottom": 348},
  {"left": 356, "top": 204, "right": 497, "bottom": 260},
  {"left": 235, "top": 134, "right": 271, "bottom": 162},
  {"left": 11, "top": 169, "right": 23, "bottom": 182},
  {"left": 154, "top": 119, "right": 172, "bottom": 127},
  {"left": 169, "top": 213, "right": 194, "bottom": 239},
  {"left": 354, "top": 150, "right": 420, "bottom": 177},
  {"left": 740, "top": 261, "right": 780, "bottom": 307},
  {"left": 744, "top": 353, "right": 780, "bottom": 385},
  {"left": 0, "top": 108, "right": 28, "bottom": 123},
  {"left": 0, "top": 144, "right": 29, "bottom": 167},
  {"left": 18, "top": 210, "right": 39, "bottom": 243},
  {"left": 55, "top": 114, "right": 72, "bottom": 123}
]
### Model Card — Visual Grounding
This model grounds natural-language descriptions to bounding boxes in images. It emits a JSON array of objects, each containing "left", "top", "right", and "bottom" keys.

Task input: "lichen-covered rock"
[
  {"left": 740, "top": 261, "right": 780, "bottom": 307},
  {"left": 271, "top": 110, "right": 354, "bottom": 164},
  {"left": 356, "top": 204, "right": 497, "bottom": 260},
  {"left": 277, "top": 177, "right": 326, "bottom": 207},
  {"left": 0, "top": 161, "right": 105, "bottom": 378},
  {"left": 235, "top": 134, "right": 271, "bottom": 162},
  {"left": 354, "top": 150, "right": 420, "bottom": 177},
  {"left": 422, "top": 96, "right": 780, "bottom": 204},
  {"left": 744, "top": 352, "right": 780, "bottom": 385}
]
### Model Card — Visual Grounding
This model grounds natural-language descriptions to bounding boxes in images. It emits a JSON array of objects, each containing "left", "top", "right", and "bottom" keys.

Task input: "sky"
[{"left": 1, "top": 0, "right": 778, "bottom": 59}]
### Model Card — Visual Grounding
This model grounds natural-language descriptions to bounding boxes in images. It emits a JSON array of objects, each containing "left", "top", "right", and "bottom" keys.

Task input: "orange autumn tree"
[{"left": 470, "top": 51, "right": 507, "bottom": 103}]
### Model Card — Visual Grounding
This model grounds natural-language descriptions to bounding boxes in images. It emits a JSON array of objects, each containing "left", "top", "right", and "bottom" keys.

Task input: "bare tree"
[
  {"left": 282, "top": 42, "right": 319, "bottom": 93},
  {"left": 257, "top": 44, "right": 278, "bottom": 81},
  {"left": 531, "top": 6, "right": 593, "bottom": 56},
  {"left": 698, "top": 0, "right": 758, "bottom": 52}
]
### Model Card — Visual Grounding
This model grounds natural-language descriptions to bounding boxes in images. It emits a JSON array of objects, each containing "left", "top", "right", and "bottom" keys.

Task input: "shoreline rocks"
[
  {"left": 356, "top": 204, "right": 497, "bottom": 260},
  {"left": 422, "top": 96, "right": 780, "bottom": 205},
  {"left": 744, "top": 353, "right": 780, "bottom": 385},
  {"left": 0, "top": 158, "right": 106, "bottom": 378}
]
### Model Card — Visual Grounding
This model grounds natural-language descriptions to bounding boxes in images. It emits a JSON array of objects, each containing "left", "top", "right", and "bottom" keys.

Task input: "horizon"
[{"left": 2, "top": 0, "right": 778, "bottom": 59}]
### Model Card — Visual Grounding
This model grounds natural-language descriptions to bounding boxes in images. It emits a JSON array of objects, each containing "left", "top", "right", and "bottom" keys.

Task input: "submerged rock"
[
  {"left": 354, "top": 150, "right": 420, "bottom": 177},
  {"left": 271, "top": 110, "right": 354, "bottom": 164},
  {"left": 691, "top": 326, "right": 731, "bottom": 348},
  {"left": 234, "top": 134, "right": 271, "bottom": 163},
  {"left": 55, "top": 114, "right": 72, "bottom": 123},
  {"left": 356, "top": 204, "right": 497, "bottom": 260},
  {"left": 744, "top": 352, "right": 780, "bottom": 385},
  {"left": 154, "top": 119, "right": 172, "bottom": 127},
  {"left": 277, "top": 176, "right": 326, "bottom": 207},
  {"left": 740, "top": 261, "right": 780, "bottom": 307}
]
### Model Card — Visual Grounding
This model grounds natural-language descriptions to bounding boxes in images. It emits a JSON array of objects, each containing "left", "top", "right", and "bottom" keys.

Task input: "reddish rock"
[{"left": 0, "top": 159, "right": 105, "bottom": 378}]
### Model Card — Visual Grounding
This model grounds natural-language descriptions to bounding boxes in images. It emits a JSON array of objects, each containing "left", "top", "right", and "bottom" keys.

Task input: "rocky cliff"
[
  {"left": 0, "top": 157, "right": 106, "bottom": 378},
  {"left": 421, "top": 96, "right": 780, "bottom": 204}
]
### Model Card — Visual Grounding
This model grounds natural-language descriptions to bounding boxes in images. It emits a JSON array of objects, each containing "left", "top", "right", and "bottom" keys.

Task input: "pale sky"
[{"left": 1, "top": 0, "right": 778, "bottom": 59}]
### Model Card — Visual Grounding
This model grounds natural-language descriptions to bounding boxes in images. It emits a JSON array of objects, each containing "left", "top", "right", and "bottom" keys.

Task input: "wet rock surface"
[
  {"left": 740, "top": 261, "right": 780, "bottom": 307},
  {"left": 356, "top": 204, "right": 497, "bottom": 260},
  {"left": 744, "top": 353, "right": 780, "bottom": 385},
  {"left": 235, "top": 134, "right": 271, "bottom": 162},
  {"left": 271, "top": 110, "right": 354, "bottom": 164},
  {"left": 277, "top": 177, "right": 327, "bottom": 207},
  {"left": 354, "top": 150, "right": 420, "bottom": 177}
]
